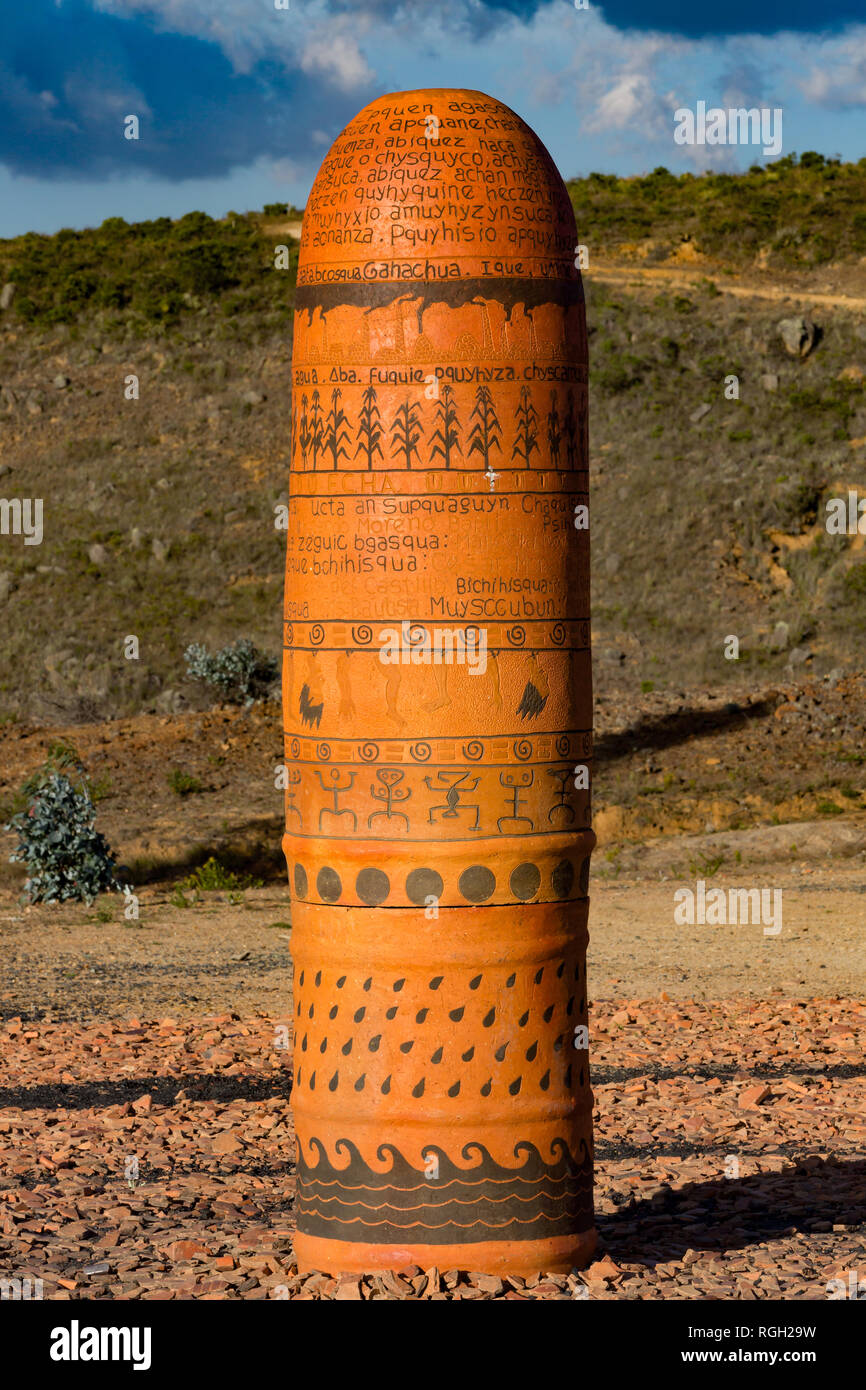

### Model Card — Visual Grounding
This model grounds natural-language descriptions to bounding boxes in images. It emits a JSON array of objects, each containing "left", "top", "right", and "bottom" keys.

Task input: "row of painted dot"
[
  {"left": 297, "top": 999, "right": 578, "bottom": 1028},
  {"left": 298, "top": 1031, "right": 582, "bottom": 1061},
  {"left": 294, "top": 1063, "right": 585, "bottom": 1096},
  {"left": 292, "top": 858, "right": 586, "bottom": 906},
  {"left": 295, "top": 970, "right": 585, "bottom": 1032},
  {"left": 296, "top": 961, "right": 582, "bottom": 992}
]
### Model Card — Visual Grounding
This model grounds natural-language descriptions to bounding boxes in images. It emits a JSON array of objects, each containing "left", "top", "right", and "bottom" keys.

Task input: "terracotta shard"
[{"left": 283, "top": 88, "right": 595, "bottom": 1275}]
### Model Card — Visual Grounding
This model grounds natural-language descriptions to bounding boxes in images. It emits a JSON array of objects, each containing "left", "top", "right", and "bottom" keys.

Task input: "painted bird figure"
[
  {"left": 517, "top": 681, "right": 548, "bottom": 719},
  {"left": 299, "top": 683, "right": 324, "bottom": 730}
]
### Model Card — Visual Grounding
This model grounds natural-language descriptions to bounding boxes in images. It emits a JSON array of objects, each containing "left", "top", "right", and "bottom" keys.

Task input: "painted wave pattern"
[{"left": 296, "top": 1138, "right": 593, "bottom": 1243}]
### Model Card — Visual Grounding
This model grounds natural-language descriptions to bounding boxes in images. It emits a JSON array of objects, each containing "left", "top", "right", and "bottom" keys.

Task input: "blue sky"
[{"left": 2, "top": 0, "right": 866, "bottom": 236}]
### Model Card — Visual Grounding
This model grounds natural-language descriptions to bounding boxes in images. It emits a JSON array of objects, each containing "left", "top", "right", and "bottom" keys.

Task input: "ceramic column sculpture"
[{"left": 283, "top": 89, "right": 594, "bottom": 1275}]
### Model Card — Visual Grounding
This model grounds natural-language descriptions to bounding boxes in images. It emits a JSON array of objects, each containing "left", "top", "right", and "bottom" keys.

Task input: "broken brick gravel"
[{"left": 1, "top": 998, "right": 862, "bottom": 1300}]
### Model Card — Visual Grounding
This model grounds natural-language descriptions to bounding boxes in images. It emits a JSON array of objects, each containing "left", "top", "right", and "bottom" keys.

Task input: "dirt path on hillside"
[{"left": 587, "top": 258, "right": 866, "bottom": 311}]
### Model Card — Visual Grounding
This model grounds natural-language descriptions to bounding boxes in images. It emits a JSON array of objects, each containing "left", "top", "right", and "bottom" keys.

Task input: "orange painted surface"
[{"left": 283, "top": 89, "right": 594, "bottom": 1275}]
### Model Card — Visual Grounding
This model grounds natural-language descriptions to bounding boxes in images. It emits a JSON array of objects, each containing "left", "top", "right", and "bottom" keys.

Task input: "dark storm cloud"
[
  {"left": 358, "top": 0, "right": 866, "bottom": 35},
  {"left": 354, "top": 0, "right": 866, "bottom": 32},
  {"left": 0, "top": 0, "right": 554, "bottom": 182},
  {"left": 596, "top": 0, "right": 866, "bottom": 38},
  {"left": 327, "top": 0, "right": 548, "bottom": 34},
  {"left": 0, "top": 0, "right": 362, "bottom": 181}
]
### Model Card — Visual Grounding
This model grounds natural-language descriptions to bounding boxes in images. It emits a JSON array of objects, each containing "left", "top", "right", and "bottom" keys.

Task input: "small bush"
[
  {"left": 168, "top": 769, "right": 204, "bottom": 797},
  {"left": 843, "top": 564, "right": 866, "bottom": 596},
  {"left": 765, "top": 480, "right": 822, "bottom": 532},
  {"left": 1, "top": 739, "right": 106, "bottom": 822},
  {"left": 181, "top": 857, "right": 262, "bottom": 893},
  {"left": 4, "top": 773, "right": 119, "bottom": 904},
  {"left": 173, "top": 856, "right": 263, "bottom": 905},
  {"left": 184, "top": 638, "right": 277, "bottom": 704},
  {"left": 20, "top": 738, "right": 80, "bottom": 794},
  {"left": 689, "top": 851, "right": 724, "bottom": 878},
  {"left": 593, "top": 352, "right": 644, "bottom": 394}
]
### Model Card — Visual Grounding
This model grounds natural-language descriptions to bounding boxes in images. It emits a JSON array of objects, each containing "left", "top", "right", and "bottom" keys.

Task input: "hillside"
[
  {"left": 570, "top": 153, "right": 866, "bottom": 269},
  {"left": 0, "top": 161, "right": 865, "bottom": 727}
]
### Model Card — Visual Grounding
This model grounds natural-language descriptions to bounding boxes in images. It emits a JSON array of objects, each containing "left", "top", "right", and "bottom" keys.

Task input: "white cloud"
[
  {"left": 299, "top": 33, "right": 373, "bottom": 91},
  {"left": 589, "top": 74, "right": 653, "bottom": 131},
  {"left": 516, "top": 7, "right": 688, "bottom": 146},
  {"left": 799, "top": 32, "right": 866, "bottom": 108}
]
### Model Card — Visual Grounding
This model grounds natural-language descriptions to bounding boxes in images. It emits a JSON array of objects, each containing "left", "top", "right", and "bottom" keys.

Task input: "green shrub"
[
  {"left": 184, "top": 638, "right": 277, "bottom": 704},
  {"left": 1, "top": 739, "right": 107, "bottom": 821},
  {"left": 843, "top": 564, "right": 866, "bottom": 596},
  {"left": 177, "top": 856, "right": 263, "bottom": 904},
  {"left": 183, "top": 857, "right": 259, "bottom": 891},
  {"left": 4, "top": 773, "right": 119, "bottom": 904},
  {"left": 168, "top": 769, "right": 204, "bottom": 797}
]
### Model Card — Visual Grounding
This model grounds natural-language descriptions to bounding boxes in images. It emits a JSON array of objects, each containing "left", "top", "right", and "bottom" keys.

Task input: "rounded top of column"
[{"left": 297, "top": 88, "right": 578, "bottom": 287}]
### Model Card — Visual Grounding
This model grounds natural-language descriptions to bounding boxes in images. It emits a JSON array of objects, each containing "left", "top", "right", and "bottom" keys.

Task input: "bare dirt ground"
[{"left": 0, "top": 862, "right": 863, "bottom": 1024}]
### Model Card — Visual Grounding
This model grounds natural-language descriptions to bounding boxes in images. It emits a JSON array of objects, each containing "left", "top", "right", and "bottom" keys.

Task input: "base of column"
[{"left": 294, "top": 1227, "right": 597, "bottom": 1278}]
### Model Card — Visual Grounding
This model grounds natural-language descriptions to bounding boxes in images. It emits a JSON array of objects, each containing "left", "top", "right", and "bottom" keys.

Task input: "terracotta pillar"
[{"left": 283, "top": 88, "right": 594, "bottom": 1276}]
